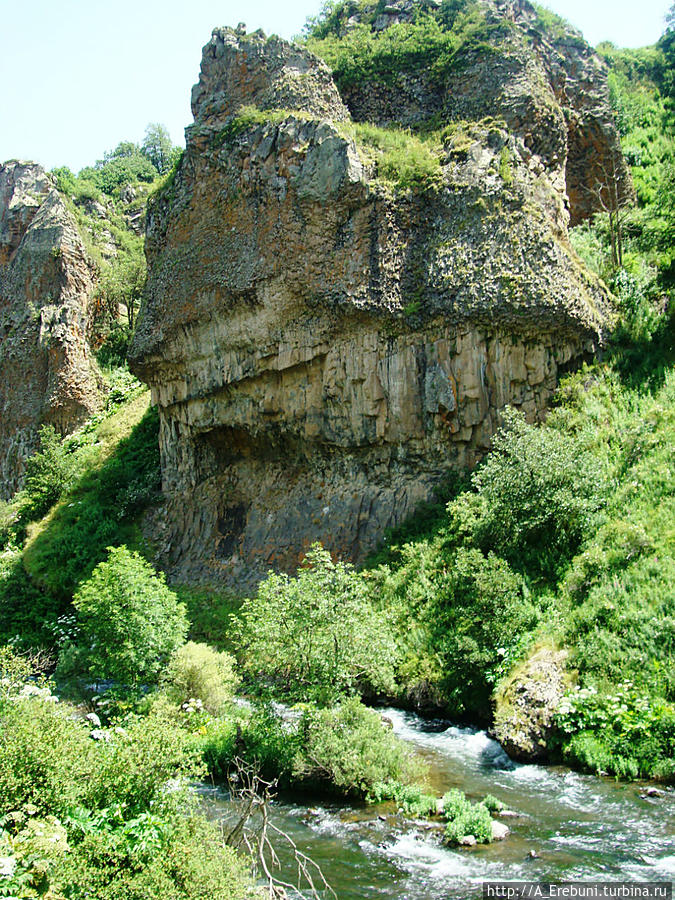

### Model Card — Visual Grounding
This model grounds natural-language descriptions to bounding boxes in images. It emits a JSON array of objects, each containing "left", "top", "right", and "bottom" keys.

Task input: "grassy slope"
[{"left": 0, "top": 382, "right": 159, "bottom": 648}]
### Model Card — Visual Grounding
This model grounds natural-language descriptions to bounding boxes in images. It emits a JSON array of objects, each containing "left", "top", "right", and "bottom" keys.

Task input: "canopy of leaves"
[
  {"left": 71, "top": 545, "right": 188, "bottom": 687},
  {"left": 467, "top": 408, "right": 608, "bottom": 581},
  {"left": 234, "top": 543, "right": 397, "bottom": 703}
]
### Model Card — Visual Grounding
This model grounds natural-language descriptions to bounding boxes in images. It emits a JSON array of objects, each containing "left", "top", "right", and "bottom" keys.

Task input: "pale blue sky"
[{"left": 0, "top": 0, "right": 670, "bottom": 172}]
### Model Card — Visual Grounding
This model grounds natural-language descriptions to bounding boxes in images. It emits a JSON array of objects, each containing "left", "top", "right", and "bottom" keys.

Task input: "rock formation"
[
  {"left": 0, "top": 161, "right": 103, "bottom": 497},
  {"left": 130, "top": 2, "right": 621, "bottom": 587},
  {"left": 491, "top": 645, "right": 570, "bottom": 762},
  {"left": 331, "top": 0, "right": 632, "bottom": 226}
]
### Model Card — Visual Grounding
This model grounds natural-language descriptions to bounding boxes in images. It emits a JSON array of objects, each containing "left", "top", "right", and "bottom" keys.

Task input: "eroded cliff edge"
[
  {"left": 130, "top": 1, "right": 621, "bottom": 587},
  {"left": 0, "top": 162, "right": 103, "bottom": 497}
]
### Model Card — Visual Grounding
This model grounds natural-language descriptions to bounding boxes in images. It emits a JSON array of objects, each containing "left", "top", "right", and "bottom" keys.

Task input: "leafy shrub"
[
  {"left": 293, "top": 697, "right": 417, "bottom": 797},
  {"left": 80, "top": 153, "right": 158, "bottom": 196},
  {"left": 69, "top": 546, "right": 188, "bottom": 688},
  {"left": 198, "top": 698, "right": 418, "bottom": 800},
  {"left": 56, "top": 813, "right": 256, "bottom": 900},
  {"left": 426, "top": 547, "right": 537, "bottom": 717},
  {"left": 441, "top": 789, "right": 493, "bottom": 844},
  {"left": 0, "top": 695, "right": 93, "bottom": 819},
  {"left": 367, "top": 781, "right": 438, "bottom": 816},
  {"left": 467, "top": 408, "right": 607, "bottom": 581},
  {"left": 555, "top": 683, "right": 675, "bottom": 779},
  {"left": 162, "top": 642, "right": 239, "bottom": 715},
  {"left": 234, "top": 543, "right": 397, "bottom": 704},
  {"left": 96, "top": 322, "right": 132, "bottom": 368},
  {"left": 199, "top": 717, "right": 240, "bottom": 782},
  {"left": 0, "top": 681, "right": 255, "bottom": 900},
  {"left": 21, "top": 426, "right": 75, "bottom": 522}
]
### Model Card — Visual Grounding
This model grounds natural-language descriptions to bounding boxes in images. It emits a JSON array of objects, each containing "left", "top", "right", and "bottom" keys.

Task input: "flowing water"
[{"left": 203, "top": 707, "right": 675, "bottom": 898}]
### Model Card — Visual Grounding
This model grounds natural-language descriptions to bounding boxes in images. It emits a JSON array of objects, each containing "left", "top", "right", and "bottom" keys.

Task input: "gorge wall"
[
  {"left": 130, "top": 0, "right": 621, "bottom": 587},
  {"left": 0, "top": 162, "right": 103, "bottom": 497}
]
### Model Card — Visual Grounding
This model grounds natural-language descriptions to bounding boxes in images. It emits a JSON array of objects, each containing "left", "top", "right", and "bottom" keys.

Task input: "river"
[{"left": 202, "top": 707, "right": 675, "bottom": 898}]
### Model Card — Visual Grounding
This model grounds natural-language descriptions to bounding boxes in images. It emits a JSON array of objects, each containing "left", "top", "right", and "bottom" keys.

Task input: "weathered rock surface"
[
  {"left": 0, "top": 161, "right": 103, "bottom": 497},
  {"left": 192, "top": 27, "right": 350, "bottom": 126},
  {"left": 130, "top": 17, "right": 617, "bottom": 587},
  {"left": 491, "top": 646, "right": 570, "bottom": 762},
  {"left": 333, "top": 0, "right": 632, "bottom": 226}
]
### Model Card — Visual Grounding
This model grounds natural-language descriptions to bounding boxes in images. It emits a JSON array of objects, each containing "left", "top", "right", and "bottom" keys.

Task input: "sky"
[{"left": 0, "top": 0, "right": 671, "bottom": 172}]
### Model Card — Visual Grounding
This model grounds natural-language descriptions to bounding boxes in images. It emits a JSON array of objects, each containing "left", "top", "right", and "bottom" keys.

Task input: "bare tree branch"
[{"left": 224, "top": 757, "right": 336, "bottom": 900}]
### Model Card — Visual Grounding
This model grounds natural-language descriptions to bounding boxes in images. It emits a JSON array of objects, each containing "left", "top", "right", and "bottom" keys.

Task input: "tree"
[
  {"left": 425, "top": 548, "right": 537, "bottom": 717},
  {"left": 71, "top": 545, "right": 188, "bottom": 688},
  {"left": 234, "top": 544, "right": 397, "bottom": 703},
  {"left": 99, "top": 236, "right": 145, "bottom": 332},
  {"left": 141, "top": 123, "right": 174, "bottom": 175},
  {"left": 467, "top": 408, "right": 607, "bottom": 579},
  {"left": 582, "top": 147, "right": 633, "bottom": 269},
  {"left": 102, "top": 141, "right": 139, "bottom": 163}
]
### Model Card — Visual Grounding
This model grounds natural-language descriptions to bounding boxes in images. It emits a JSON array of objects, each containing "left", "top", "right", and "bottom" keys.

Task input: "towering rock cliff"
[
  {"left": 130, "top": 0, "right": 621, "bottom": 587},
  {"left": 0, "top": 161, "right": 103, "bottom": 497}
]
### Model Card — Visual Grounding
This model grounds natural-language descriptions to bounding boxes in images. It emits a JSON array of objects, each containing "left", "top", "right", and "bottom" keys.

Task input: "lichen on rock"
[{"left": 491, "top": 644, "right": 571, "bottom": 762}]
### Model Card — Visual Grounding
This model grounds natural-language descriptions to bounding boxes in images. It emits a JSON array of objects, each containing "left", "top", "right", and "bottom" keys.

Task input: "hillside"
[{"left": 0, "top": 2, "right": 674, "bottom": 897}]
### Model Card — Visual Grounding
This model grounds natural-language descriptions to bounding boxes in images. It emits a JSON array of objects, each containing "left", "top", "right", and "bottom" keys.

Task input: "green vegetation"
[
  {"left": 304, "top": 1, "right": 505, "bottom": 93},
  {"left": 0, "top": 651, "right": 257, "bottom": 900},
  {"left": 199, "top": 696, "right": 417, "bottom": 799},
  {"left": 441, "top": 789, "right": 494, "bottom": 844},
  {"left": 66, "top": 546, "right": 188, "bottom": 689},
  {"left": 52, "top": 124, "right": 181, "bottom": 365},
  {"left": 348, "top": 121, "right": 443, "bottom": 190},
  {"left": 234, "top": 543, "right": 397, "bottom": 704},
  {"left": 162, "top": 641, "right": 240, "bottom": 714},
  {"left": 0, "top": 379, "right": 157, "bottom": 648}
]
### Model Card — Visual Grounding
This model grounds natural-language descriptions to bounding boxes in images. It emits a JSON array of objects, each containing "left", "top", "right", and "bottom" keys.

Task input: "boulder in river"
[{"left": 491, "top": 644, "right": 571, "bottom": 762}]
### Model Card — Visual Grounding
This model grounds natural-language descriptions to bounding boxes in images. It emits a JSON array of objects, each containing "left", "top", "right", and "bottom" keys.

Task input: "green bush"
[
  {"left": 55, "top": 813, "right": 256, "bottom": 900},
  {"left": 0, "top": 679, "right": 256, "bottom": 900},
  {"left": 467, "top": 408, "right": 607, "bottom": 581},
  {"left": 21, "top": 426, "right": 75, "bottom": 523},
  {"left": 293, "top": 698, "right": 417, "bottom": 797},
  {"left": 197, "top": 698, "right": 418, "bottom": 800},
  {"left": 367, "top": 780, "right": 438, "bottom": 816},
  {"left": 441, "top": 789, "right": 494, "bottom": 844},
  {"left": 555, "top": 683, "right": 675, "bottom": 779},
  {"left": 69, "top": 546, "right": 188, "bottom": 689},
  {"left": 0, "top": 695, "right": 92, "bottom": 818},
  {"left": 305, "top": 4, "right": 493, "bottom": 92},
  {"left": 425, "top": 547, "right": 537, "bottom": 717},
  {"left": 199, "top": 716, "right": 240, "bottom": 782},
  {"left": 162, "top": 642, "right": 239, "bottom": 715},
  {"left": 234, "top": 543, "right": 397, "bottom": 704}
]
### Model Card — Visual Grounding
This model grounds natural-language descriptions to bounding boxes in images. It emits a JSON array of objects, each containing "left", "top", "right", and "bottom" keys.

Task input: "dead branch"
[{"left": 224, "top": 757, "right": 336, "bottom": 900}]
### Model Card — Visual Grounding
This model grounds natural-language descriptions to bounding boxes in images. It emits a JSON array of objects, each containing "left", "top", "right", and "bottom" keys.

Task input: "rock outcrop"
[
  {"left": 491, "top": 645, "right": 570, "bottom": 762},
  {"left": 330, "top": 0, "right": 632, "bottom": 226},
  {"left": 130, "top": 9, "right": 619, "bottom": 587},
  {"left": 0, "top": 161, "right": 103, "bottom": 497}
]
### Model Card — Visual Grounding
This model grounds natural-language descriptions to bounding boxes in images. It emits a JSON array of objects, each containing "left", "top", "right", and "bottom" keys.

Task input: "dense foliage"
[
  {"left": 234, "top": 543, "right": 397, "bottom": 703},
  {"left": 0, "top": 653, "right": 257, "bottom": 900},
  {"left": 304, "top": 0, "right": 503, "bottom": 93},
  {"left": 67, "top": 546, "right": 188, "bottom": 688}
]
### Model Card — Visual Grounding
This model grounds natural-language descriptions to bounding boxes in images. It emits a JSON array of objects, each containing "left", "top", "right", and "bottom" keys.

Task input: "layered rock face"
[
  {"left": 0, "top": 161, "right": 103, "bottom": 497},
  {"left": 130, "top": 13, "right": 618, "bottom": 587},
  {"left": 335, "top": 0, "right": 632, "bottom": 226}
]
